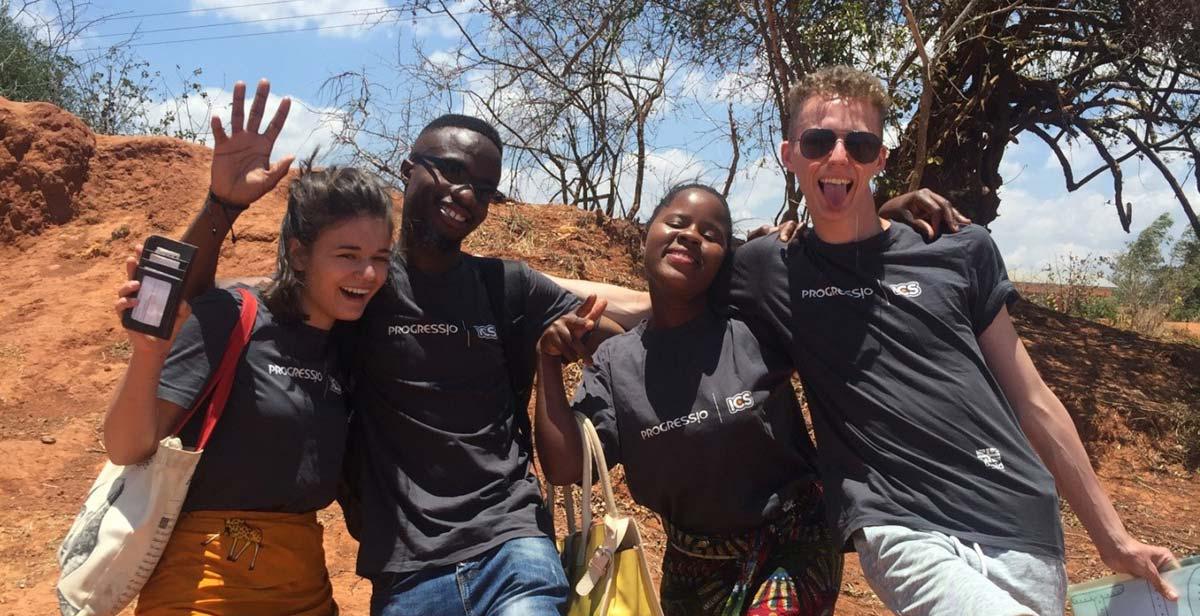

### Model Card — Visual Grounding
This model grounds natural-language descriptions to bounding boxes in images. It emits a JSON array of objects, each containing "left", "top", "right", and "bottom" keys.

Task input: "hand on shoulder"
[{"left": 879, "top": 188, "right": 971, "bottom": 240}]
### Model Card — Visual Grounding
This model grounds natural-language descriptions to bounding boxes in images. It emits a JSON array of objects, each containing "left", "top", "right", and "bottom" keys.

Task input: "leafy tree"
[
  {"left": 657, "top": 0, "right": 902, "bottom": 220},
  {"left": 327, "top": 0, "right": 681, "bottom": 219},
  {"left": 72, "top": 47, "right": 209, "bottom": 139},
  {"left": 887, "top": 0, "right": 1199, "bottom": 238},
  {"left": 1, "top": 2, "right": 209, "bottom": 140},
  {"left": 1168, "top": 228, "right": 1200, "bottom": 321},
  {"left": 661, "top": 0, "right": 1200, "bottom": 234},
  {"left": 0, "top": 1, "right": 78, "bottom": 107},
  {"left": 331, "top": 0, "right": 1198, "bottom": 232},
  {"left": 1027, "top": 253, "right": 1116, "bottom": 321},
  {"left": 1108, "top": 213, "right": 1177, "bottom": 332}
]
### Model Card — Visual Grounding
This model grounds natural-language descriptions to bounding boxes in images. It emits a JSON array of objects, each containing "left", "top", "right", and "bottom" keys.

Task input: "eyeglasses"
[
  {"left": 409, "top": 153, "right": 499, "bottom": 204},
  {"left": 797, "top": 128, "right": 883, "bottom": 164}
]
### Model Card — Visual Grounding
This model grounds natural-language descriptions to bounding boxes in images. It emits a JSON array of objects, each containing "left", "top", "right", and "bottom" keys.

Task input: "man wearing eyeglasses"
[
  {"left": 724, "top": 65, "right": 1179, "bottom": 615},
  {"left": 177, "top": 88, "right": 599, "bottom": 615},
  {"left": 339, "top": 114, "right": 597, "bottom": 615}
]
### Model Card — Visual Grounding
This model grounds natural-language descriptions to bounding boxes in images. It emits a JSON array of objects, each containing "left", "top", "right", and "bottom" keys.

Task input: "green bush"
[
  {"left": 1107, "top": 214, "right": 1200, "bottom": 333},
  {"left": 0, "top": 3, "right": 78, "bottom": 108}
]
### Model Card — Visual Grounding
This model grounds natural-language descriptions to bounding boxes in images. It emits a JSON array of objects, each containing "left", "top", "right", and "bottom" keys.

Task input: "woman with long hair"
[{"left": 104, "top": 81, "right": 394, "bottom": 615}]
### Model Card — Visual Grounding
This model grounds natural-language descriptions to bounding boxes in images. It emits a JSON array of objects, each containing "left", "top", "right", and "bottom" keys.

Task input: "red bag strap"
[{"left": 170, "top": 287, "right": 258, "bottom": 449}]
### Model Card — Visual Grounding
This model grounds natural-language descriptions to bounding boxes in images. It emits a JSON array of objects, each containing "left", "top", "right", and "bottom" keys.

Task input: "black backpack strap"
[{"left": 474, "top": 257, "right": 536, "bottom": 450}]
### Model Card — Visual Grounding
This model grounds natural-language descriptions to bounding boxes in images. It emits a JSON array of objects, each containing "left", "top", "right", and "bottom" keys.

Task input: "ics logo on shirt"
[
  {"left": 889, "top": 281, "right": 923, "bottom": 298},
  {"left": 726, "top": 391, "right": 754, "bottom": 414},
  {"left": 473, "top": 324, "right": 499, "bottom": 340}
]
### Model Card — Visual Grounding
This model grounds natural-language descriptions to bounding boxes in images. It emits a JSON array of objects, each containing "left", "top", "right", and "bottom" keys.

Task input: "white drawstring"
[{"left": 972, "top": 541, "right": 989, "bottom": 578}]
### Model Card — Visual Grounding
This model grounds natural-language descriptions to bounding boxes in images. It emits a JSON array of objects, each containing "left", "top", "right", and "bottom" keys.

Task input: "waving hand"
[{"left": 210, "top": 79, "right": 295, "bottom": 206}]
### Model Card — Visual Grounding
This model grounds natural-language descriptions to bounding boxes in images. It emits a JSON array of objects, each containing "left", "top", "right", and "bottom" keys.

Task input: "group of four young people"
[{"left": 105, "top": 65, "right": 1177, "bottom": 616}]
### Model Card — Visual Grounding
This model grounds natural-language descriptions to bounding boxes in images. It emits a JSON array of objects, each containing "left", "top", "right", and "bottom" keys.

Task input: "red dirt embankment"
[
  {"left": 0, "top": 98, "right": 1196, "bottom": 615},
  {"left": 0, "top": 99, "right": 95, "bottom": 243}
]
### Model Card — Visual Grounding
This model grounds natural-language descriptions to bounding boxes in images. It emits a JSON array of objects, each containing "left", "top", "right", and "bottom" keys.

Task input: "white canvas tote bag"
[{"left": 56, "top": 288, "right": 257, "bottom": 616}]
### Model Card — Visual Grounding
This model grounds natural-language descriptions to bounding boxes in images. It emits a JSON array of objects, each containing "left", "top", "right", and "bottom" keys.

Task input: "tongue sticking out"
[{"left": 822, "top": 181, "right": 850, "bottom": 208}]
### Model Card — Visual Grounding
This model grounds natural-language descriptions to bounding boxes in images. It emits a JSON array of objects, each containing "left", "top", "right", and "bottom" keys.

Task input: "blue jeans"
[{"left": 370, "top": 536, "right": 568, "bottom": 616}]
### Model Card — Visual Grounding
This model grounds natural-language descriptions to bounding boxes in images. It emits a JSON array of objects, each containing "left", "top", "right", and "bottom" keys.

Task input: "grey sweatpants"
[{"left": 854, "top": 525, "right": 1067, "bottom": 616}]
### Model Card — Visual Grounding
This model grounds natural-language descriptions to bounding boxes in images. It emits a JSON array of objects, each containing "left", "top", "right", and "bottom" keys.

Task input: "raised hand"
[
  {"left": 114, "top": 245, "right": 191, "bottom": 359},
  {"left": 538, "top": 295, "right": 608, "bottom": 364},
  {"left": 878, "top": 188, "right": 971, "bottom": 240},
  {"left": 210, "top": 79, "right": 295, "bottom": 206}
]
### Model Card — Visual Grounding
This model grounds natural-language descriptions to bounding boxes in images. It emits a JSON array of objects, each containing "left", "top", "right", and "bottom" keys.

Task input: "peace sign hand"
[
  {"left": 210, "top": 78, "right": 295, "bottom": 207},
  {"left": 539, "top": 295, "right": 608, "bottom": 365}
]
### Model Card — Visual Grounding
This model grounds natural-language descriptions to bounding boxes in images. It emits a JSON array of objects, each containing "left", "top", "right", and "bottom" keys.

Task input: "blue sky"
[{"left": 30, "top": 0, "right": 1200, "bottom": 279}]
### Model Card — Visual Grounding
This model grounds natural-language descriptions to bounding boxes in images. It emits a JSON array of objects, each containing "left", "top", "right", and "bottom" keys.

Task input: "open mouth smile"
[
  {"left": 339, "top": 286, "right": 371, "bottom": 301},
  {"left": 440, "top": 204, "right": 470, "bottom": 225}
]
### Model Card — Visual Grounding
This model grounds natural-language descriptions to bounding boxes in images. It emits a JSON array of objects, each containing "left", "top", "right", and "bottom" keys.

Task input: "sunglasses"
[
  {"left": 798, "top": 128, "right": 883, "bottom": 164},
  {"left": 410, "top": 153, "right": 499, "bottom": 204}
]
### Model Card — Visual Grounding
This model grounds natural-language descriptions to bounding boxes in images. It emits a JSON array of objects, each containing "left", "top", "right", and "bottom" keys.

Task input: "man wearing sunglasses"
[{"left": 726, "top": 65, "right": 1179, "bottom": 615}]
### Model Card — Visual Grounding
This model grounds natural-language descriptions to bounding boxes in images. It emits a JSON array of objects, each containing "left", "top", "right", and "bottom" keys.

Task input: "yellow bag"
[{"left": 556, "top": 413, "right": 664, "bottom": 616}]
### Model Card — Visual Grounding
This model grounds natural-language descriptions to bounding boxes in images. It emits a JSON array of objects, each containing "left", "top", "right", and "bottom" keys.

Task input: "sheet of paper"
[{"left": 1069, "top": 556, "right": 1200, "bottom": 616}]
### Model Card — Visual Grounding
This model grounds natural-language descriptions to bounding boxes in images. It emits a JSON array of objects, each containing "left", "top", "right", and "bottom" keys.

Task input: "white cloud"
[
  {"left": 712, "top": 70, "right": 770, "bottom": 106},
  {"left": 502, "top": 148, "right": 709, "bottom": 216},
  {"left": 991, "top": 139, "right": 1198, "bottom": 279},
  {"left": 426, "top": 50, "right": 459, "bottom": 69},
  {"left": 148, "top": 86, "right": 345, "bottom": 163},
  {"left": 187, "top": 0, "right": 393, "bottom": 38},
  {"left": 6, "top": 1, "right": 96, "bottom": 51},
  {"left": 1040, "top": 132, "right": 1107, "bottom": 174},
  {"left": 998, "top": 157, "right": 1028, "bottom": 186},
  {"left": 502, "top": 146, "right": 787, "bottom": 237},
  {"left": 8, "top": 2, "right": 54, "bottom": 34},
  {"left": 726, "top": 156, "right": 787, "bottom": 234}
]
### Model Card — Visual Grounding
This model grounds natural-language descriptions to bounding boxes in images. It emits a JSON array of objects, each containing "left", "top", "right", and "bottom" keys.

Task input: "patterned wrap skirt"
[
  {"left": 134, "top": 510, "right": 336, "bottom": 616},
  {"left": 659, "top": 481, "right": 842, "bottom": 616}
]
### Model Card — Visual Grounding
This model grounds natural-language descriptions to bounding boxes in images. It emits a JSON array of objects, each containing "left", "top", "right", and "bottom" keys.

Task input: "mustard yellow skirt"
[{"left": 134, "top": 510, "right": 336, "bottom": 616}]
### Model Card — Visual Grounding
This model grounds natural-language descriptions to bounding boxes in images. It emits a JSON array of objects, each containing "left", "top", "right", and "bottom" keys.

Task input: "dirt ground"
[
  {"left": 1, "top": 98, "right": 1198, "bottom": 615},
  {"left": 1167, "top": 321, "right": 1200, "bottom": 339}
]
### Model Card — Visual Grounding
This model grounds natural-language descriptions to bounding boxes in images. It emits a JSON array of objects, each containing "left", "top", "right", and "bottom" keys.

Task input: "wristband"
[
  {"left": 206, "top": 189, "right": 246, "bottom": 244},
  {"left": 206, "top": 189, "right": 251, "bottom": 212}
]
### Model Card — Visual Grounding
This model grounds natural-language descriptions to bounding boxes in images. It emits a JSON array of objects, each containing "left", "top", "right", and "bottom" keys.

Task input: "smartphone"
[{"left": 121, "top": 235, "right": 197, "bottom": 339}]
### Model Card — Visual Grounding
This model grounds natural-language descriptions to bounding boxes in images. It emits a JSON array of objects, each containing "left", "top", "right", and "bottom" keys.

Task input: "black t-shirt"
[
  {"left": 348, "top": 256, "right": 579, "bottom": 576},
  {"left": 725, "top": 224, "right": 1064, "bottom": 558},
  {"left": 158, "top": 286, "right": 349, "bottom": 513},
  {"left": 572, "top": 311, "right": 818, "bottom": 535}
]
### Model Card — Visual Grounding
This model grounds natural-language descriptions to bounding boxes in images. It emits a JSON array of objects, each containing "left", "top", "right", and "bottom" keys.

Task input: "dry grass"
[
  {"left": 102, "top": 339, "right": 132, "bottom": 362},
  {"left": 0, "top": 344, "right": 23, "bottom": 362},
  {"left": 1013, "top": 302, "right": 1200, "bottom": 469}
]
